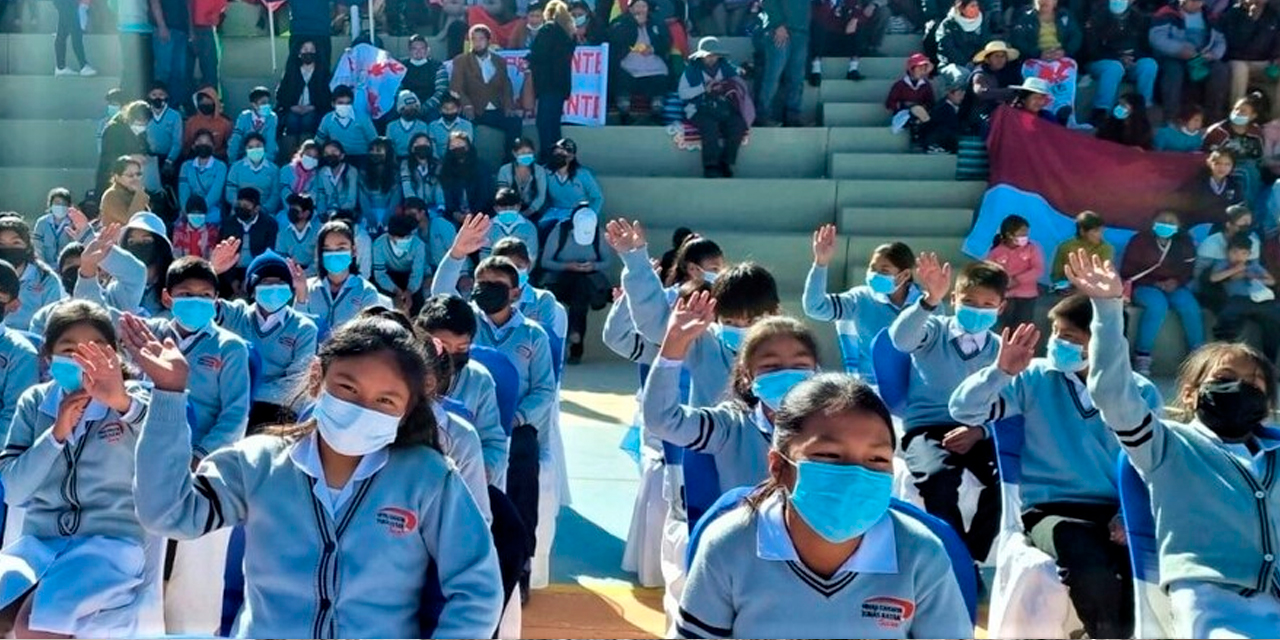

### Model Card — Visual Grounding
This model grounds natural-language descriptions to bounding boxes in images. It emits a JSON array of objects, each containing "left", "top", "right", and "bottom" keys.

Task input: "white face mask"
[
  {"left": 313, "top": 390, "right": 402, "bottom": 456},
  {"left": 335, "top": 104, "right": 354, "bottom": 119},
  {"left": 130, "top": 123, "right": 148, "bottom": 135}
]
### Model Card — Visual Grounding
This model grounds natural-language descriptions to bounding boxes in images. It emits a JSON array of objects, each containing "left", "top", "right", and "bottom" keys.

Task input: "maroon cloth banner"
[{"left": 987, "top": 106, "right": 1217, "bottom": 230}]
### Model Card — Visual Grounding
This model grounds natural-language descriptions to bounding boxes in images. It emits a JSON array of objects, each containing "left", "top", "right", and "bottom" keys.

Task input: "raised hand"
[
  {"left": 915, "top": 252, "right": 953, "bottom": 306},
  {"left": 812, "top": 224, "right": 837, "bottom": 267},
  {"left": 1064, "top": 249, "right": 1124, "bottom": 299},
  {"left": 996, "top": 323, "right": 1040, "bottom": 377},
  {"left": 74, "top": 342, "right": 131, "bottom": 413},
  {"left": 67, "top": 207, "right": 90, "bottom": 236},
  {"left": 210, "top": 237, "right": 242, "bottom": 275},
  {"left": 120, "top": 314, "right": 189, "bottom": 392},
  {"left": 660, "top": 290, "right": 717, "bottom": 359},
  {"left": 78, "top": 223, "right": 122, "bottom": 277},
  {"left": 604, "top": 219, "right": 646, "bottom": 254},
  {"left": 51, "top": 391, "right": 92, "bottom": 443},
  {"left": 449, "top": 214, "right": 490, "bottom": 259},
  {"left": 287, "top": 258, "right": 309, "bottom": 302}
]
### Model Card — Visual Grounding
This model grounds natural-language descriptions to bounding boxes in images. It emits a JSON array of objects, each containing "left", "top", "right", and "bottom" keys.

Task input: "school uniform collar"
[
  {"left": 756, "top": 492, "right": 898, "bottom": 575},
  {"left": 479, "top": 306, "right": 528, "bottom": 339},
  {"left": 289, "top": 217, "right": 316, "bottom": 240},
  {"left": 753, "top": 404, "right": 775, "bottom": 438},
  {"left": 38, "top": 385, "right": 110, "bottom": 423},
  {"left": 948, "top": 321, "right": 989, "bottom": 354},
  {"left": 168, "top": 318, "right": 217, "bottom": 351},
  {"left": 17, "top": 263, "right": 40, "bottom": 284},
  {"left": 255, "top": 305, "right": 288, "bottom": 333},
  {"left": 241, "top": 158, "right": 268, "bottom": 173},
  {"left": 901, "top": 74, "right": 928, "bottom": 90},
  {"left": 289, "top": 431, "right": 388, "bottom": 519},
  {"left": 1056, "top": 368, "right": 1095, "bottom": 413},
  {"left": 869, "top": 283, "right": 922, "bottom": 309},
  {"left": 151, "top": 106, "right": 170, "bottom": 121}
]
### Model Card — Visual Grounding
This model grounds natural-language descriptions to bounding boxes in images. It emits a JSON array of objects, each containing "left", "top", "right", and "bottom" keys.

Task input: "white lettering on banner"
[{"left": 444, "top": 44, "right": 611, "bottom": 127}]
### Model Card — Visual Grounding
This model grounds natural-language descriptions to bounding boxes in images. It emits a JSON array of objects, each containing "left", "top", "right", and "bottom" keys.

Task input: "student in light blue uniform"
[
  {"left": 496, "top": 138, "right": 549, "bottom": 218},
  {"left": 359, "top": 137, "right": 404, "bottom": 233},
  {"left": 215, "top": 251, "right": 319, "bottom": 431},
  {"left": 127, "top": 314, "right": 504, "bottom": 639},
  {"left": 542, "top": 138, "right": 603, "bottom": 229},
  {"left": 426, "top": 95, "right": 474, "bottom": 163},
  {"left": 0, "top": 300, "right": 152, "bottom": 637},
  {"left": 119, "top": 212, "right": 174, "bottom": 317},
  {"left": 297, "top": 221, "right": 386, "bottom": 331},
  {"left": 372, "top": 214, "right": 429, "bottom": 314},
  {"left": 278, "top": 140, "right": 321, "bottom": 206},
  {"left": 32, "top": 188, "right": 93, "bottom": 269},
  {"left": 803, "top": 225, "right": 920, "bottom": 383},
  {"left": 0, "top": 261, "right": 39, "bottom": 438},
  {"left": 1067, "top": 249, "right": 1280, "bottom": 638},
  {"left": 274, "top": 194, "right": 322, "bottom": 276},
  {"left": 416, "top": 294, "right": 507, "bottom": 487},
  {"left": 677, "top": 374, "right": 973, "bottom": 640},
  {"left": 386, "top": 91, "right": 431, "bottom": 159},
  {"left": 400, "top": 134, "right": 444, "bottom": 206},
  {"left": 315, "top": 140, "right": 360, "bottom": 216},
  {"left": 145, "top": 83, "right": 184, "bottom": 184},
  {"left": 36, "top": 229, "right": 146, "bottom": 336},
  {"left": 949, "top": 293, "right": 1162, "bottom": 639},
  {"left": 225, "top": 132, "right": 282, "bottom": 215},
  {"left": 329, "top": 208, "right": 376, "bottom": 280},
  {"left": 404, "top": 197, "right": 455, "bottom": 272},
  {"left": 889, "top": 255, "right": 1006, "bottom": 567},
  {"left": 487, "top": 189, "right": 541, "bottom": 262},
  {"left": 180, "top": 129, "right": 230, "bottom": 225},
  {"left": 315, "top": 84, "right": 378, "bottom": 161},
  {"left": 227, "top": 86, "right": 280, "bottom": 162},
  {"left": 0, "top": 214, "right": 66, "bottom": 332},
  {"left": 492, "top": 237, "right": 566, "bottom": 340}
]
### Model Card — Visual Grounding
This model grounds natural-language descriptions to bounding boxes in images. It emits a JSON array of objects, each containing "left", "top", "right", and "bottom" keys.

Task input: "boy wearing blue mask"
[
  {"left": 486, "top": 189, "right": 540, "bottom": 260},
  {"left": 227, "top": 87, "right": 280, "bottom": 162},
  {"left": 949, "top": 294, "right": 1163, "bottom": 639},
  {"left": 889, "top": 254, "right": 1006, "bottom": 566},
  {"left": 372, "top": 214, "right": 428, "bottom": 316}
]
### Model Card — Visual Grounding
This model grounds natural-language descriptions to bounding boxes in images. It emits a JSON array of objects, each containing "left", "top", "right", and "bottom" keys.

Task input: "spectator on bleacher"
[
  {"left": 757, "top": 0, "right": 810, "bottom": 126},
  {"left": 115, "top": 0, "right": 154, "bottom": 99},
  {"left": 1198, "top": 202, "right": 1259, "bottom": 271},
  {"left": 540, "top": 204, "right": 612, "bottom": 363},
  {"left": 1209, "top": 233, "right": 1280, "bottom": 357},
  {"left": 405, "top": 197, "right": 455, "bottom": 267},
  {"left": 275, "top": 194, "right": 320, "bottom": 275},
  {"left": 97, "top": 89, "right": 126, "bottom": 157},
  {"left": 1123, "top": 210, "right": 1202, "bottom": 376},
  {"left": 809, "top": 0, "right": 889, "bottom": 84},
  {"left": 33, "top": 188, "right": 90, "bottom": 269},
  {"left": 401, "top": 133, "right": 443, "bottom": 205},
  {"left": 1052, "top": 211, "right": 1114, "bottom": 284},
  {"left": 1008, "top": 0, "right": 1082, "bottom": 79},
  {"left": 0, "top": 214, "right": 64, "bottom": 332},
  {"left": 427, "top": 95, "right": 475, "bottom": 163},
  {"left": 1010, "top": 76, "right": 1059, "bottom": 122},
  {"left": 372, "top": 213, "right": 429, "bottom": 315},
  {"left": 988, "top": 214, "right": 1045, "bottom": 331},
  {"left": 219, "top": 189, "right": 281, "bottom": 295},
  {"left": 960, "top": 40, "right": 1020, "bottom": 132},
  {"left": 145, "top": 83, "right": 184, "bottom": 197},
  {"left": 450, "top": 25, "right": 524, "bottom": 154},
  {"left": 287, "top": 0, "right": 336, "bottom": 71},
  {"left": 180, "top": 129, "right": 230, "bottom": 224},
  {"left": 400, "top": 34, "right": 451, "bottom": 122},
  {"left": 294, "top": 220, "right": 381, "bottom": 328},
  {"left": 316, "top": 84, "right": 379, "bottom": 164},
  {"left": 935, "top": 0, "right": 992, "bottom": 88},
  {"left": 1203, "top": 91, "right": 1266, "bottom": 202},
  {"left": 388, "top": 91, "right": 431, "bottom": 160},
  {"left": 184, "top": 86, "right": 233, "bottom": 158},
  {"left": 1085, "top": 0, "right": 1156, "bottom": 123},
  {"left": 885, "top": 53, "right": 936, "bottom": 150},
  {"left": 97, "top": 101, "right": 151, "bottom": 195},
  {"left": 279, "top": 139, "right": 322, "bottom": 206},
  {"left": 1096, "top": 92, "right": 1155, "bottom": 148},
  {"left": 1222, "top": 0, "right": 1280, "bottom": 118},
  {"left": 529, "top": 1, "right": 577, "bottom": 149},
  {"left": 497, "top": 138, "right": 550, "bottom": 215},
  {"left": 101, "top": 156, "right": 151, "bottom": 229},
  {"left": 609, "top": 0, "right": 673, "bottom": 125},
  {"left": 190, "top": 0, "right": 226, "bottom": 92},
  {"left": 440, "top": 131, "right": 496, "bottom": 221},
  {"left": 1150, "top": 0, "right": 1230, "bottom": 123},
  {"left": 228, "top": 86, "right": 280, "bottom": 162},
  {"left": 678, "top": 39, "right": 750, "bottom": 178},
  {"left": 52, "top": 0, "right": 95, "bottom": 77},
  {"left": 509, "top": 0, "right": 545, "bottom": 48},
  {"left": 490, "top": 188, "right": 541, "bottom": 258},
  {"left": 1153, "top": 102, "right": 1206, "bottom": 150},
  {"left": 360, "top": 137, "right": 404, "bottom": 233},
  {"left": 658, "top": 227, "right": 697, "bottom": 282},
  {"left": 226, "top": 133, "right": 282, "bottom": 218},
  {"left": 570, "top": 0, "right": 607, "bottom": 43},
  {"left": 173, "top": 194, "right": 219, "bottom": 259},
  {"left": 275, "top": 39, "right": 332, "bottom": 142},
  {"left": 121, "top": 211, "right": 174, "bottom": 315},
  {"left": 921, "top": 79, "right": 966, "bottom": 153},
  {"left": 150, "top": 0, "right": 189, "bottom": 103},
  {"left": 316, "top": 140, "right": 360, "bottom": 216},
  {"left": 664, "top": 235, "right": 725, "bottom": 287},
  {"left": 543, "top": 137, "right": 604, "bottom": 227}
]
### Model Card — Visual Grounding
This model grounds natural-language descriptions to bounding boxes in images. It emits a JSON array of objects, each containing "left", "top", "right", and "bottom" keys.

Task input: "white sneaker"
[
  {"left": 54, "top": 67, "right": 75, "bottom": 77},
  {"left": 79, "top": 65, "right": 98, "bottom": 77}
]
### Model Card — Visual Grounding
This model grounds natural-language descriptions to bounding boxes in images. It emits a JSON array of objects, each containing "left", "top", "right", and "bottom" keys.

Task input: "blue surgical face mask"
[
  {"left": 1112, "top": 104, "right": 1131, "bottom": 120},
  {"left": 516, "top": 153, "right": 536, "bottom": 166},
  {"left": 1047, "top": 336, "right": 1087, "bottom": 372},
  {"left": 172, "top": 296, "right": 217, "bottom": 332},
  {"left": 246, "top": 147, "right": 266, "bottom": 163},
  {"left": 573, "top": 13, "right": 587, "bottom": 27},
  {"left": 702, "top": 269, "right": 719, "bottom": 284},
  {"left": 313, "top": 390, "right": 402, "bottom": 456},
  {"left": 187, "top": 213, "right": 206, "bottom": 228},
  {"left": 50, "top": 355, "right": 84, "bottom": 393},
  {"left": 1153, "top": 221, "right": 1178, "bottom": 239},
  {"left": 865, "top": 270, "right": 899, "bottom": 296},
  {"left": 495, "top": 210, "right": 522, "bottom": 226},
  {"left": 257, "top": 103, "right": 273, "bottom": 118},
  {"left": 787, "top": 458, "right": 893, "bottom": 543},
  {"left": 751, "top": 368, "right": 815, "bottom": 410},
  {"left": 1230, "top": 112, "right": 1252, "bottom": 127},
  {"left": 391, "top": 237, "right": 413, "bottom": 254},
  {"left": 517, "top": 267, "right": 530, "bottom": 289},
  {"left": 1108, "top": 0, "right": 1128, "bottom": 13},
  {"left": 254, "top": 284, "right": 293, "bottom": 313},
  {"left": 955, "top": 304, "right": 999, "bottom": 334},
  {"left": 323, "top": 250, "right": 353, "bottom": 274},
  {"left": 716, "top": 324, "right": 746, "bottom": 352}
]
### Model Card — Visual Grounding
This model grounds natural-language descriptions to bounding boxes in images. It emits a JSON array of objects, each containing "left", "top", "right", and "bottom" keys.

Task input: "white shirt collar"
[
  {"left": 39, "top": 385, "right": 111, "bottom": 446},
  {"left": 478, "top": 306, "right": 527, "bottom": 339},
  {"left": 255, "top": 306, "right": 288, "bottom": 333},
  {"left": 948, "top": 321, "right": 989, "bottom": 353},
  {"left": 169, "top": 318, "right": 216, "bottom": 350},
  {"left": 755, "top": 493, "right": 898, "bottom": 574},
  {"left": 288, "top": 431, "right": 388, "bottom": 519},
  {"left": 1060, "top": 369, "right": 1094, "bottom": 411},
  {"left": 753, "top": 404, "right": 774, "bottom": 437}
]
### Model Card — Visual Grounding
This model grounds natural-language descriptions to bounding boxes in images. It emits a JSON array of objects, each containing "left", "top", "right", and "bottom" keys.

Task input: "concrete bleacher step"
[
  {"left": 826, "top": 127, "right": 907, "bottom": 153},
  {"left": 0, "top": 168, "right": 94, "bottom": 215},
  {"left": 839, "top": 207, "right": 973, "bottom": 237},
  {"left": 836, "top": 179, "right": 985, "bottom": 209},
  {"left": 818, "top": 56, "right": 907, "bottom": 80},
  {"left": 570, "top": 126, "right": 829, "bottom": 179},
  {"left": 0, "top": 119, "right": 97, "bottom": 169},
  {"left": 822, "top": 103, "right": 888, "bottom": 127},
  {"left": 829, "top": 152, "right": 955, "bottom": 180},
  {"left": 820, "top": 79, "right": 896, "bottom": 104},
  {"left": 0, "top": 75, "right": 125, "bottom": 120},
  {"left": 598, "top": 177, "right": 835, "bottom": 234}
]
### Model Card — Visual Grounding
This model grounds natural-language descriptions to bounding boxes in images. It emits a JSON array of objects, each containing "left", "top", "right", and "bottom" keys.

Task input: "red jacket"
[
  {"left": 884, "top": 75, "right": 935, "bottom": 113},
  {"left": 191, "top": 0, "right": 227, "bottom": 27}
]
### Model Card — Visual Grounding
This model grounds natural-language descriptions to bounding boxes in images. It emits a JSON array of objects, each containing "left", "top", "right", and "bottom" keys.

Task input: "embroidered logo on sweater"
[
  {"left": 197, "top": 355, "right": 224, "bottom": 371},
  {"left": 861, "top": 596, "right": 916, "bottom": 629},
  {"left": 280, "top": 336, "right": 297, "bottom": 349},
  {"left": 376, "top": 507, "right": 418, "bottom": 535},
  {"left": 97, "top": 421, "right": 126, "bottom": 444}
]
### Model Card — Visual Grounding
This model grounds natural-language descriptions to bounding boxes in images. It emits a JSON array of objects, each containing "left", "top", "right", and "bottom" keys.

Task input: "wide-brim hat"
[
  {"left": 972, "top": 40, "right": 1020, "bottom": 64},
  {"left": 689, "top": 36, "right": 728, "bottom": 59},
  {"left": 1009, "top": 76, "right": 1051, "bottom": 95}
]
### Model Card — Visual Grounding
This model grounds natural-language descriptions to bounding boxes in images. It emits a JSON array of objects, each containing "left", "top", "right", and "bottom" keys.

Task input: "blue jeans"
[
  {"left": 758, "top": 29, "right": 809, "bottom": 121},
  {"left": 535, "top": 94, "right": 565, "bottom": 157},
  {"left": 152, "top": 30, "right": 190, "bottom": 107},
  {"left": 1131, "top": 284, "right": 1205, "bottom": 354},
  {"left": 283, "top": 109, "right": 321, "bottom": 136},
  {"left": 1088, "top": 58, "right": 1157, "bottom": 110},
  {"left": 188, "top": 26, "right": 219, "bottom": 92}
]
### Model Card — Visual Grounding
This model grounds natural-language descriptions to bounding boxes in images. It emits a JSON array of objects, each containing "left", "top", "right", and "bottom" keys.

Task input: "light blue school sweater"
[
  {"left": 278, "top": 162, "right": 318, "bottom": 207},
  {"left": 385, "top": 118, "right": 430, "bottom": 159},
  {"left": 299, "top": 273, "right": 384, "bottom": 331},
  {"left": 890, "top": 301, "right": 999, "bottom": 432},
  {"left": 950, "top": 360, "right": 1163, "bottom": 509},
  {"left": 315, "top": 113, "right": 378, "bottom": 157},
  {"left": 802, "top": 265, "right": 922, "bottom": 384},
  {"left": 485, "top": 215, "right": 540, "bottom": 262},
  {"left": 227, "top": 110, "right": 281, "bottom": 161},
  {"left": 0, "top": 329, "right": 38, "bottom": 440},
  {"left": 643, "top": 361, "right": 769, "bottom": 493},
  {"left": 426, "top": 118, "right": 475, "bottom": 162},
  {"left": 448, "top": 360, "right": 507, "bottom": 486},
  {"left": 431, "top": 256, "right": 564, "bottom": 339},
  {"left": 399, "top": 161, "right": 444, "bottom": 206},
  {"left": 274, "top": 216, "right": 322, "bottom": 275},
  {"left": 146, "top": 106, "right": 184, "bottom": 164},
  {"left": 314, "top": 165, "right": 359, "bottom": 215},
  {"left": 372, "top": 233, "right": 427, "bottom": 294},
  {"left": 179, "top": 158, "right": 229, "bottom": 224},
  {"left": 217, "top": 300, "right": 318, "bottom": 406},
  {"left": 0, "top": 382, "right": 150, "bottom": 542},
  {"left": 471, "top": 308, "right": 556, "bottom": 446},
  {"left": 10, "top": 262, "right": 65, "bottom": 332},
  {"left": 1089, "top": 296, "right": 1280, "bottom": 595},
  {"left": 226, "top": 159, "right": 282, "bottom": 215},
  {"left": 134, "top": 390, "right": 503, "bottom": 640},
  {"left": 32, "top": 212, "right": 93, "bottom": 268},
  {"left": 144, "top": 318, "right": 251, "bottom": 459},
  {"left": 545, "top": 168, "right": 604, "bottom": 212},
  {"left": 603, "top": 293, "right": 660, "bottom": 365},
  {"left": 496, "top": 163, "right": 549, "bottom": 215},
  {"left": 358, "top": 181, "right": 403, "bottom": 229}
]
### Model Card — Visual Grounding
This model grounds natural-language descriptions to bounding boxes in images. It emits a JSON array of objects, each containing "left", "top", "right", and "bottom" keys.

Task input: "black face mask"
[
  {"left": 127, "top": 241, "right": 155, "bottom": 264},
  {"left": 449, "top": 351, "right": 470, "bottom": 372},
  {"left": 548, "top": 153, "right": 570, "bottom": 170},
  {"left": 299, "top": 52, "right": 317, "bottom": 65},
  {"left": 197, "top": 102, "right": 215, "bottom": 116},
  {"left": 471, "top": 281, "right": 511, "bottom": 315},
  {"left": 1196, "top": 379, "right": 1270, "bottom": 441},
  {"left": 235, "top": 206, "right": 257, "bottom": 222},
  {"left": 412, "top": 146, "right": 431, "bottom": 160},
  {"left": 441, "top": 112, "right": 459, "bottom": 123},
  {"left": 149, "top": 97, "right": 167, "bottom": 109},
  {"left": 194, "top": 144, "right": 214, "bottom": 159},
  {"left": 368, "top": 153, "right": 388, "bottom": 164},
  {"left": 60, "top": 269, "right": 77, "bottom": 294},
  {"left": 323, "top": 155, "right": 343, "bottom": 168},
  {"left": 0, "top": 247, "right": 27, "bottom": 268}
]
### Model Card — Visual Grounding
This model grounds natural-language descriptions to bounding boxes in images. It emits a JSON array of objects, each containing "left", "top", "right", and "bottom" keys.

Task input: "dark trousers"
[
  {"left": 119, "top": 32, "right": 154, "bottom": 100},
  {"left": 1214, "top": 297, "right": 1280, "bottom": 359},
  {"left": 998, "top": 296, "right": 1038, "bottom": 333},
  {"left": 283, "top": 109, "right": 322, "bottom": 137},
  {"left": 289, "top": 33, "right": 333, "bottom": 73},
  {"left": 53, "top": 0, "right": 87, "bottom": 69},
  {"left": 189, "top": 26, "right": 220, "bottom": 93},
  {"left": 810, "top": 6, "right": 889, "bottom": 58},
  {"left": 903, "top": 425, "right": 1001, "bottom": 563},
  {"left": 612, "top": 72, "right": 670, "bottom": 106},
  {"left": 1158, "top": 57, "right": 1230, "bottom": 122},
  {"left": 507, "top": 424, "right": 540, "bottom": 567},
  {"left": 1024, "top": 502, "right": 1134, "bottom": 639},
  {"left": 535, "top": 94, "right": 565, "bottom": 157},
  {"left": 247, "top": 401, "right": 297, "bottom": 435},
  {"left": 543, "top": 269, "right": 609, "bottom": 357},
  {"left": 474, "top": 109, "right": 524, "bottom": 159},
  {"left": 690, "top": 108, "right": 747, "bottom": 169},
  {"left": 380, "top": 269, "right": 425, "bottom": 315}
]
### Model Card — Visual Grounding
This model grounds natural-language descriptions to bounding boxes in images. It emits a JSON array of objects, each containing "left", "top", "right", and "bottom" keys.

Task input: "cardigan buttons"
[
  {"left": 1265, "top": 554, "right": 1274, "bottom": 562},
  {"left": 1257, "top": 491, "right": 1267, "bottom": 499}
]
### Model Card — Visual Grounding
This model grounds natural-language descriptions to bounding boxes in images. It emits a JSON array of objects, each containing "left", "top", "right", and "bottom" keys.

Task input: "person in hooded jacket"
[{"left": 183, "top": 85, "right": 233, "bottom": 158}]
